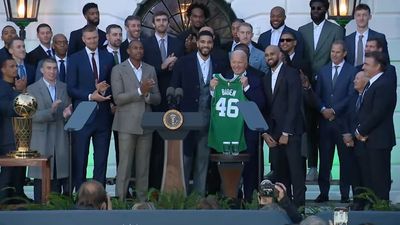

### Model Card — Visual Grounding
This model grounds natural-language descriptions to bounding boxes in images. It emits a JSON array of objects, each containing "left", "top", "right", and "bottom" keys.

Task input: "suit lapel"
[
  {"left": 304, "top": 23, "right": 314, "bottom": 51},
  {"left": 123, "top": 61, "right": 141, "bottom": 86},
  {"left": 272, "top": 65, "right": 285, "bottom": 103},
  {"left": 38, "top": 79, "right": 53, "bottom": 105},
  {"left": 315, "top": 22, "right": 331, "bottom": 53},
  {"left": 264, "top": 70, "right": 273, "bottom": 103}
]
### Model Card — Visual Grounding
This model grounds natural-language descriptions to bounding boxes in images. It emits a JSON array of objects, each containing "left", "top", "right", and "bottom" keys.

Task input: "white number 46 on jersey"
[{"left": 216, "top": 97, "right": 239, "bottom": 118}]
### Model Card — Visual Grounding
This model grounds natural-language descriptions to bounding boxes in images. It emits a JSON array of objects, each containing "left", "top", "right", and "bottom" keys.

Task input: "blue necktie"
[
  {"left": 47, "top": 49, "right": 52, "bottom": 57},
  {"left": 59, "top": 59, "right": 66, "bottom": 82},
  {"left": 18, "top": 64, "right": 26, "bottom": 79}
]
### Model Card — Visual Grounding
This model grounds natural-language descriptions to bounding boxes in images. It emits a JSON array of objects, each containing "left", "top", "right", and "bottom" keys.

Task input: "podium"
[
  {"left": 142, "top": 112, "right": 206, "bottom": 194},
  {"left": 210, "top": 154, "right": 249, "bottom": 199}
]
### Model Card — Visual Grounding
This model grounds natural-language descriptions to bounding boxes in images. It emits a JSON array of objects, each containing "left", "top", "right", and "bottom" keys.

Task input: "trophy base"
[{"left": 7, "top": 150, "right": 41, "bottom": 159}]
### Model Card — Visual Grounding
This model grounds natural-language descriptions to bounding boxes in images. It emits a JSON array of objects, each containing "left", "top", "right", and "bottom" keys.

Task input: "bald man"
[
  {"left": 258, "top": 6, "right": 304, "bottom": 56},
  {"left": 261, "top": 45, "right": 305, "bottom": 208}
]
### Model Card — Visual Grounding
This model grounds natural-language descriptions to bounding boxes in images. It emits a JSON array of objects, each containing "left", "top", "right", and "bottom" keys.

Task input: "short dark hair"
[
  {"left": 76, "top": 180, "right": 107, "bottom": 210},
  {"left": 198, "top": 30, "right": 213, "bottom": 40},
  {"left": 152, "top": 11, "right": 169, "bottom": 23},
  {"left": 124, "top": 15, "right": 141, "bottom": 27},
  {"left": 281, "top": 31, "right": 296, "bottom": 40},
  {"left": 309, "top": 0, "right": 330, "bottom": 10},
  {"left": 36, "top": 23, "right": 52, "bottom": 33},
  {"left": 2, "top": 25, "right": 16, "bottom": 35},
  {"left": 82, "top": 25, "right": 98, "bottom": 34},
  {"left": 332, "top": 39, "right": 347, "bottom": 52},
  {"left": 106, "top": 24, "right": 122, "bottom": 34},
  {"left": 82, "top": 2, "right": 98, "bottom": 15},
  {"left": 1, "top": 57, "right": 15, "bottom": 69},
  {"left": 367, "top": 37, "right": 384, "bottom": 50},
  {"left": 365, "top": 51, "right": 387, "bottom": 72},
  {"left": 187, "top": 3, "right": 210, "bottom": 19},
  {"left": 238, "top": 22, "right": 253, "bottom": 32},
  {"left": 355, "top": 3, "right": 371, "bottom": 14}
]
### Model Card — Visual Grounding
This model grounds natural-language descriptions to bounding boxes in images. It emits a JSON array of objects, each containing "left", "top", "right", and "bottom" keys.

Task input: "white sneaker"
[{"left": 306, "top": 167, "right": 318, "bottom": 181}]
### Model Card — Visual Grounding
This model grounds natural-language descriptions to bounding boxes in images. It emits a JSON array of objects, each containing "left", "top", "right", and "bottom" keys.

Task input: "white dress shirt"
[
  {"left": 331, "top": 60, "right": 345, "bottom": 80},
  {"left": 40, "top": 44, "right": 53, "bottom": 57},
  {"left": 55, "top": 55, "right": 67, "bottom": 73},
  {"left": 128, "top": 59, "right": 145, "bottom": 96},
  {"left": 85, "top": 47, "right": 100, "bottom": 79},
  {"left": 106, "top": 45, "right": 121, "bottom": 64},
  {"left": 197, "top": 51, "right": 211, "bottom": 83},
  {"left": 155, "top": 33, "right": 168, "bottom": 55},
  {"left": 42, "top": 77, "right": 56, "bottom": 102},
  {"left": 270, "top": 25, "right": 285, "bottom": 46},
  {"left": 271, "top": 62, "right": 283, "bottom": 93},
  {"left": 313, "top": 20, "right": 326, "bottom": 50}
]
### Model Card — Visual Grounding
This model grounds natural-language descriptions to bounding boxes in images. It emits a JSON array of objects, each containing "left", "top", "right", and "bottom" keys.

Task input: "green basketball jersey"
[{"left": 208, "top": 73, "right": 247, "bottom": 153}]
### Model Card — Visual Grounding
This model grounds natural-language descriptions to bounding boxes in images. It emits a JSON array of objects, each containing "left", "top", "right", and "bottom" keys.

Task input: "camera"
[{"left": 259, "top": 179, "right": 277, "bottom": 198}]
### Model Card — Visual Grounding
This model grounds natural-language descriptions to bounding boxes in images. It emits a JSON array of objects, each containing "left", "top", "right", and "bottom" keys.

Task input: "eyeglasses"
[
  {"left": 279, "top": 38, "right": 294, "bottom": 43},
  {"left": 311, "top": 6, "right": 324, "bottom": 10}
]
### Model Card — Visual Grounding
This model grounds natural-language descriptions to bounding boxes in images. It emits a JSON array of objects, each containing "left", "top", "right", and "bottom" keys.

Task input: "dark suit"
[
  {"left": 356, "top": 64, "right": 397, "bottom": 90},
  {"left": 119, "top": 39, "right": 130, "bottom": 62},
  {"left": 68, "top": 27, "right": 107, "bottom": 56},
  {"left": 221, "top": 40, "right": 263, "bottom": 53},
  {"left": 171, "top": 51, "right": 228, "bottom": 195},
  {"left": 16, "top": 62, "right": 35, "bottom": 86},
  {"left": 315, "top": 62, "right": 357, "bottom": 198},
  {"left": 262, "top": 63, "right": 305, "bottom": 207},
  {"left": 0, "top": 79, "right": 25, "bottom": 200},
  {"left": 345, "top": 29, "right": 390, "bottom": 66},
  {"left": 0, "top": 47, "right": 11, "bottom": 66},
  {"left": 258, "top": 25, "right": 304, "bottom": 56},
  {"left": 66, "top": 48, "right": 114, "bottom": 189},
  {"left": 26, "top": 45, "right": 53, "bottom": 69},
  {"left": 223, "top": 66, "right": 266, "bottom": 200},
  {"left": 356, "top": 73, "right": 396, "bottom": 200},
  {"left": 142, "top": 35, "right": 184, "bottom": 189}
]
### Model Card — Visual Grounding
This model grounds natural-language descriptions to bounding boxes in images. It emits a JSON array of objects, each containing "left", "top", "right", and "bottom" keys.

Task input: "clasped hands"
[
  {"left": 262, "top": 133, "right": 289, "bottom": 148},
  {"left": 322, "top": 108, "right": 335, "bottom": 121},
  {"left": 91, "top": 80, "right": 111, "bottom": 102}
]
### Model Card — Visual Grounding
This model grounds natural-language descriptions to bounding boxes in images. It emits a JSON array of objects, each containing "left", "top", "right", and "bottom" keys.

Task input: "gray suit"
[
  {"left": 111, "top": 60, "right": 161, "bottom": 201},
  {"left": 249, "top": 45, "right": 269, "bottom": 74},
  {"left": 298, "top": 20, "right": 344, "bottom": 80},
  {"left": 27, "top": 79, "right": 70, "bottom": 180}
]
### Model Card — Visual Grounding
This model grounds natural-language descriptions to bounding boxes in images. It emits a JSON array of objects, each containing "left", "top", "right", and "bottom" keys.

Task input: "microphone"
[
  {"left": 166, "top": 87, "right": 175, "bottom": 108},
  {"left": 174, "top": 88, "right": 183, "bottom": 106}
]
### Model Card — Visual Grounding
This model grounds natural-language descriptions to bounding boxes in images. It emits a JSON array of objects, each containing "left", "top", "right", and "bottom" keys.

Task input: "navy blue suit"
[
  {"left": 142, "top": 35, "right": 185, "bottom": 111},
  {"left": 356, "top": 73, "right": 396, "bottom": 201},
  {"left": 258, "top": 25, "right": 304, "bottom": 55},
  {"left": 315, "top": 61, "right": 357, "bottom": 198},
  {"left": 262, "top": 63, "right": 305, "bottom": 207},
  {"left": 0, "top": 79, "right": 26, "bottom": 200},
  {"left": 66, "top": 48, "right": 114, "bottom": 189},
  {"left": 345, "top": 29, "right": 390, "bottom": 66},
  {"left": 0, "top": 47, "right": 11, "bottom": 66},
  {"left": 224, "top": 66, "right": 266, "bottom": 200},
  {"left": 26, "top": 45, "right": 53, "bottom": 69},
  {"left": 68, "top": 28, "right": 107, "bottom": 56},
  {"left": 171, "top": 52, "right": 229, "bottom": 112},
  {"left": 142, "top": 34, "right": 184, "bottom": 189}
]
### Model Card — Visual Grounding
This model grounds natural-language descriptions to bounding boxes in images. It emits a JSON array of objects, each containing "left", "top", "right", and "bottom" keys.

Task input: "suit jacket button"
[{"left": 195, "top": 99, "right": 198, "bottom": 102}]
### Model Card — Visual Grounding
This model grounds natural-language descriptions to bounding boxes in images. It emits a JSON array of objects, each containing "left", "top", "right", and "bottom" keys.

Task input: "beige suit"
[
  {"left": 27, "top": 79, "right": 70, "bottom": 179},
  {"left": 111, "top": 60, "right": 161, "bottom": 201}
]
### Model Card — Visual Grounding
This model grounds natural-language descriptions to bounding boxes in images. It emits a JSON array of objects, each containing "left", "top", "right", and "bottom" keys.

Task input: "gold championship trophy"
[{"left": 8, "top": 93, "right": 40, "bottom": 158}]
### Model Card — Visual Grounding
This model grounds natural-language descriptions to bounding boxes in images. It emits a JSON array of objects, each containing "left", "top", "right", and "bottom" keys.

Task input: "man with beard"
[
  {"left": 0, "top": 25, "right": 17, "bottom": 65},
  {"left": 262, "top": 45, "right": 305, "bottom": 208},
  {"left": 142, "top": 10, "right": 184, "bottom": 190},
  {"left": 298, "top": 0, "right": 344, "bottom": 182},
  {"left": 171, "top": 31, "right": 228, "bottom": 195},
  {"left": 258, "top": 6, "right": 303, "bottom": 56},
  {"left": 120, "top": 15, "right": 142, "bottom": 62},
  {"left": 68, "top": 2, "right": 106, "bottom": 56},
  {"left": 66, "top": 25, "right": 114, "bottom": 190},
  {"left": 177, "top": 3, "right": 209, "bottom": 53}
]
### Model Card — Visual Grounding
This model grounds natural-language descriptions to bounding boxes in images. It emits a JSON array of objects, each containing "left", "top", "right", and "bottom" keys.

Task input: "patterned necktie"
[
  {"left": 91, "top": 52, "right": 98, "bottom": 81},
  {"left": 159, "top": 38, "right": 167, "bottom": 62},
  {"left": 59, "top": 59, "right": 66, "bottom": 82},
  {"left": 356, "top": 34, "right": 364, "bottom": 66},
  {"left": 18, "top": 64, "right": 26, "bottom": 79},
  {"left": 332, "top": 65, "right": 339, "bottom": 88},
  {"left": 113, "top": 50, "right": 119, "bottom": 64}
]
